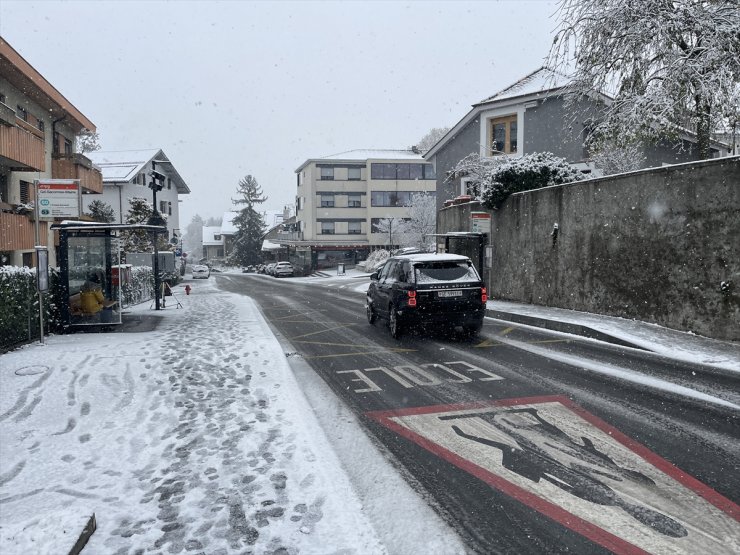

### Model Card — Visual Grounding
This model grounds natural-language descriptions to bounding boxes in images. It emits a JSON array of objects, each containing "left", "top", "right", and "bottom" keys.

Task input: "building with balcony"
[
  {"left": 84, "top": 149, "right": 190, "bottom": 243},
  {"left": 0, "top": 37, "right": 102, "bottom": 267},
  {"left": 287, "top": 150, "right": 437, "bottom": 270}
]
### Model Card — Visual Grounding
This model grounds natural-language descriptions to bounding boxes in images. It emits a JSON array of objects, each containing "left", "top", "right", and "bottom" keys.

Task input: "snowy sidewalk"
[{"left": 0, "top": 279, "right": 462, "bottom": 554}]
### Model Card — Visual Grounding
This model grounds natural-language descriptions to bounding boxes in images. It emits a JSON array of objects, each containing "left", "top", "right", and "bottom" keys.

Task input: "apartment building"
[
  {"left": 0, "top": 37, "right": 102, "bottom": 267},
  {"left": 288, "top": 150, "right": 436, "bottom": 270}
]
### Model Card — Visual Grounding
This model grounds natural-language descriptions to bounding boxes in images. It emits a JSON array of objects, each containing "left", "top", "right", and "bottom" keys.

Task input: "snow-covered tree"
[
  {"left": 547, "top": 0, "right": 740, "bottom": 159},
  {"left": 120, "top": 197, "right": 169, "bottom": 254},
  {"left": 183, "top": 214, "right": 204, "bottom": 258},
  {"left": 373, "top": 217, "right": 411, "bottom": 248},
  {"left": 416, "top": 127, "right": 450, "bottom": 153},
  {"left": 447, "top": 153, "right": 503, "bottom": 200},
  {"left": 589, "top": 139, "right": 646, "bottom": 176},
  {"left": 75, "top": 129, "right": 101, "bottom": 154},
  {"left": 85, "top": 199, "right": 115, "bottom": 223},
  {"left": 231, "top": 175, "right": 267, "bottom": 265},
  {"left": 403, "top": 192, "right": 437, "bottom": 250}
]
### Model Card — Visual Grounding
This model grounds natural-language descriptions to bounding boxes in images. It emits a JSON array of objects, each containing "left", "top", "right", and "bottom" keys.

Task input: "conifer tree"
[{"left": 231, "top": 175, "right": 267, "bottom": 265}]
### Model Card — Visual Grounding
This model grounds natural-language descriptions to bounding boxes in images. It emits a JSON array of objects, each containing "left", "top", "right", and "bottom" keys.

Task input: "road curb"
[{"left": 486, "top": 310, "right": 649, "bottom": 351}]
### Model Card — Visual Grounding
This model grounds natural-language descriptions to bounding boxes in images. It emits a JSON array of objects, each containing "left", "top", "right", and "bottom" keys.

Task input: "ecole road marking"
[
  {"left": 367, "top": 396, "right": 740, "bottom": 555},
  {"left": 337, "top": 361, "right": 504, "bottom": 392}
]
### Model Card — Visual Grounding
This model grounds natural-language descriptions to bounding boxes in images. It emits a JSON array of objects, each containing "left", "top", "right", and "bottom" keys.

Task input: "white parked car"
[
  {"left": 274, "top": 261, "right": 294, "bottom": 277},
  {"left": 192, "top": 264, "right": 210, "bottom": 279}
]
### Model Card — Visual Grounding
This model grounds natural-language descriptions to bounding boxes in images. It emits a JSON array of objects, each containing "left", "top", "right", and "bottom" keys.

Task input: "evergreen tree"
[
  {"left": 86, "top": 199, "right": 115, "bottom": 223},
  {"left": 231, "top": 175, "right": 267, "bottom": 265},
  {"left": 120, "top": 197, "right": 169, "bottom": 254}
]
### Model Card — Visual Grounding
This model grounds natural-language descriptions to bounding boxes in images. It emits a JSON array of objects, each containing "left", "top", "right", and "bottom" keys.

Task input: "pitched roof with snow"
[
  {"left": 202, "top": 226, "right": 222, "bottom": 246},
  {"left": 477, "top": 67, "right": 569, "bottom": 105},
  {"left": 87, "top": 149, "right": 191, "bottom": 194},
  {"left": 295, "top": 149, "right": 425, "bottom": 172}
]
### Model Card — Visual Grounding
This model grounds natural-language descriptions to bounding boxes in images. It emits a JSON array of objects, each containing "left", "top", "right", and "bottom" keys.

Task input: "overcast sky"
[{"left": 0, "top": 0, "right": 559, "bottom": 226}]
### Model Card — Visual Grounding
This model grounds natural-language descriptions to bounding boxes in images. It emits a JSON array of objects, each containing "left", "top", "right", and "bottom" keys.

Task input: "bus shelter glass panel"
[{"left": 66, "top": 233, "right": 122, "bottom": 326}]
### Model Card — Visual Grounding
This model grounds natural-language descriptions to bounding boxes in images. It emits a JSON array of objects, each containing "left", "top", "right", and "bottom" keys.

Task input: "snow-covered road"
[{"left": 0, "top": 279, "right": 463, "bottom": 554}]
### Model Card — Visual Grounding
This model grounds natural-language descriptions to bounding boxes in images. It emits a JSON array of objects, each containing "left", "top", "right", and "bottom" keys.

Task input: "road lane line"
[
  {"left": 500, "top": 326, "right": 516, "bottom": 336},
  {"left": 305, "top": 348, "right": 417, "bottom": 359},
  {"left": 290, "top": 324, "right": 359, "bottom": 340}
]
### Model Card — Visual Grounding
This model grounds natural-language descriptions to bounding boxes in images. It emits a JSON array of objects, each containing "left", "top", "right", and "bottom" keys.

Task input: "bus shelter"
[{"left": 51, "top": 221, "right": 166, "bottom": 330}]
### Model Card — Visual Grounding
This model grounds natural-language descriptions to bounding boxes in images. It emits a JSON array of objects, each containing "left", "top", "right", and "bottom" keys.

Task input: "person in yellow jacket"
[{"left": 80, "top": 273, "right": 106, "bottom": 314}]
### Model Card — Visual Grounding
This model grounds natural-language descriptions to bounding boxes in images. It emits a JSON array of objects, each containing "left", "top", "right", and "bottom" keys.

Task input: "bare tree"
[
  {"left": 373, "top": 217, "right": 411, "bottom": 248},
  {"left": 416, "top": 127, "right": 451, "bottom": 153},
  {"left": 75, "top": 129, "right": 101, "bottom": 154},
  {"left": 404, "top": 192, "right": 437, "bottom": 250},
  {"left": 548, "top": 0, "right": 740, "bottom": 159}
]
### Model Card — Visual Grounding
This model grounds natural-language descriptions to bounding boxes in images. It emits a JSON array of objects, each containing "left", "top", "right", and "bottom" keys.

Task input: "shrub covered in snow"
[
  {"left": 358, "top": 249, "right": 390, "bottom": 272},
  {"left": 481, "top": 152, "right": 585, "bottom": 209},
  {"left": 0, "top": 266, "right": 61, "bottom": 349},
  {"left": 121, "top": 266, "right": 154, "bottom": 307}
]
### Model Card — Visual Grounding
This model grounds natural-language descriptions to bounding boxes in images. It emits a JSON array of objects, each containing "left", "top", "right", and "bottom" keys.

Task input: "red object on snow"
[{"left": 185, "top": 284, "right": 192, "bottom": 295}]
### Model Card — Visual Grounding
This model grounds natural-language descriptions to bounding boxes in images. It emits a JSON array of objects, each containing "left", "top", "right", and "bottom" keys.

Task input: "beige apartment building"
[
  {"left": 0, "top": 37, "right": 102, "bottom": 267},
  {"left": 285, "top": 150, "right": 436, "bottom": 271}
]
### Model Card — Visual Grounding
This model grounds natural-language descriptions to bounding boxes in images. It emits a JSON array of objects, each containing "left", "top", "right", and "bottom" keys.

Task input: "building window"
[
  {"left": 371, "top": 191, "right": 412, "bottom": 207},
  {"left": 348, "top": 167, "right": 361, "bottom": 180},
  {"left": 16, "top": 105, "right": 27, "bottom": 121},
  {"left": 370, "top": 163, "right": 436, "bottom": 180},
  {"left": 321, "top": 221, "right": 335, "bottom": 234},
  {"left": 53, "top": 131, "right": 60, "bottom": 155},
  {"left": 0, "top": 93, "right": 6, "bottom": 104},
  {"left": 19, "top": 181, "right": 31, "bottom": 204},
  {"left": 159, "top": 200, "right": 168, "bottom": 213},
  {"left": 490, "top": 115, "right": 518, "bottom": 155},
  {"left": 167, "top": 178, "right": 171, "bottom": 190},
  {"left": 347, "top": 193, "right": 362, "bottom": 208},
  {"left": 214, "top": 234, "right": 221, "bottom": 240},
  {"left": 348, "top": 221, "right": 362, "bottom": 234},
  {"left": 64, "top": 138, "right": 73, "bottom": 156},
  {"left": 320, "top": 194, "right": 334, "bottom": 208},
  {"left": 37, "top": 119, "right": 45, "bottom": 132},
  {"left": 320, "top": 167, "right": 334, "bottom": 180},
  {"left": 168, "top": 201, "right": 172, "bottom": 216}
]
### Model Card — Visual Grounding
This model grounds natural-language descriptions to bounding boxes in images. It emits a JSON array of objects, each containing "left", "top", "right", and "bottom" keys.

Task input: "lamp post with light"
[{"left": 148, "top": 161, "right": 168, "bottom": 310}]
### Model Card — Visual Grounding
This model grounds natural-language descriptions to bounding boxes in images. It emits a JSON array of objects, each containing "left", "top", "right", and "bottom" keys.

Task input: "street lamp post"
[{"left": 148, "top": 161, "right": 167, "bottom": 310}]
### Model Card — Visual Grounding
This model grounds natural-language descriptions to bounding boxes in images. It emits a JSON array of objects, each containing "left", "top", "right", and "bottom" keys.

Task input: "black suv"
[{"left": 366, "top": 253, "right": 487, "bottom": 338}]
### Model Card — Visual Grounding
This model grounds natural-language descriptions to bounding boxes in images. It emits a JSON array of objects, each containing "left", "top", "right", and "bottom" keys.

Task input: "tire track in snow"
[
  {"left": 0, "top": 461, "right": 25, "bottom": 487},
  {"left": 0, "top": 369, "right": 52, "bottom": 423}
]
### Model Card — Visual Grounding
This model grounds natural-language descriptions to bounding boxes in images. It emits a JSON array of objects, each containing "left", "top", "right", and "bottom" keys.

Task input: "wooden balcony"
[
  {"left": 52, "top": 153, "right": 103, "bottom": 194},
  {"left": 0, "top": 111, "right": 45, "bottom": 172},
  {"left": 0, "top": 210, "right": 49, "bottom": 250}
]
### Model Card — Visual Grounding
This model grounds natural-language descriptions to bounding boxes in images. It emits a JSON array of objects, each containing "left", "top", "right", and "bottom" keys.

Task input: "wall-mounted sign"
[
  {"left": 471, "top": 211, "right": 491, "bottom": 234},
  {"left": 36, "top": 180, "right": 80, "bottom": 219}
]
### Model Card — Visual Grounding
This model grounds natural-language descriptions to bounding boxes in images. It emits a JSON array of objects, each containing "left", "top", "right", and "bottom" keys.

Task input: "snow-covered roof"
[
  {"left": 221, "top": 211, "right": 238, "bottom": 235},
  {"left": 261, "top": 239, "right": 284, "bottom": 251},
  {"left": 478, "top": 67, "right": 569, "bottom": 104},
  {"left": 87, "top": 149, "right": 191, "bottom": 194},
  {"left": 202, "top": 226, "right": 222, "bottom": 246},
  {"left": 295, "top": 150, "right": 425, "bottom": 173}
]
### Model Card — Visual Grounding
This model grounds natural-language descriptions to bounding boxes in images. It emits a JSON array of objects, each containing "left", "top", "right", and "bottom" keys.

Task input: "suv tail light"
[
  {"left": 407, "top": 290, "right": 417, "bottom": 307},
  {"left": 481, "top": 287, "right": 487, "bottom": 303}
]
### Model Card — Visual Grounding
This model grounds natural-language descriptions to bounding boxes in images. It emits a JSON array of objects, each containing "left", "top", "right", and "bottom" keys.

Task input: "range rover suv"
[{"left": 366, "top": 253, "right": 487, "bottom": 338}]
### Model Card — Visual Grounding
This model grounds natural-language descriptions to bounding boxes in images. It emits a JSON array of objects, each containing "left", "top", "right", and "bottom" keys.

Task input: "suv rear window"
[{"left": 414, "top": 261, "right": 480, "bottom": 283}]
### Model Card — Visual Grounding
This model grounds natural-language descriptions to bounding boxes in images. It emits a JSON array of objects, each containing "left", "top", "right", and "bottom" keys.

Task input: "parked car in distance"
[
  {"left": 192, "top": 264, "right": 211, "bottom": 279},
  {"left": 242, "top": 265, "right": 256, "bottom": 273},
  {"left": 265, "top": 263, "right": 277, "bottom": 276},
  {"left": 274, "top": 261, "right": 294, "bottom": 277},
  {"left": 366, "top": 253, "right": 486, "bottom": 339}
]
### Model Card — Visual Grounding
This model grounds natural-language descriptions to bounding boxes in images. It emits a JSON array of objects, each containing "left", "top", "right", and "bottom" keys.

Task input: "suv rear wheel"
[
  {"left": 389, "top": 305, "right": 403, "bottom": 339},
  {"left": 366, "top": 301, "right": 376, "bottom": 325}
]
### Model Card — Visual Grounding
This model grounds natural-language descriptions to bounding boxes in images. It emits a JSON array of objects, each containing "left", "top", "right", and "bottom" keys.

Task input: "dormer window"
[{"left": 489, "top": 115, "right": 518, "bottom": 155}]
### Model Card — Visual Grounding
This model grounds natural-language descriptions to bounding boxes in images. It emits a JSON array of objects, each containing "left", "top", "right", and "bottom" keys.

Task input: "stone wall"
[{"left": 437, "top": 157, "right": 740, "bottom": 341}]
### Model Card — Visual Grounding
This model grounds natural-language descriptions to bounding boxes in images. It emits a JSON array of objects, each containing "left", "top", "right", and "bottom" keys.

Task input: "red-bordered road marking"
[{"left": 367, "top": 395, "right": 739, "bottom": 554}]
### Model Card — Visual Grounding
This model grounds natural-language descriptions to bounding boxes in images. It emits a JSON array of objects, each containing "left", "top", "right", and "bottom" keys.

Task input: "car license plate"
[{"left": 438, "top": 290, "right": 463, "bottom": 298}]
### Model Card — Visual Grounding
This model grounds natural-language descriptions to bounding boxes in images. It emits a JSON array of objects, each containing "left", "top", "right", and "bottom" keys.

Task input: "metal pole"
[{"left": 33, "top": 180, "right": 45, "bottom": 345}]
